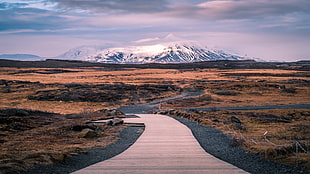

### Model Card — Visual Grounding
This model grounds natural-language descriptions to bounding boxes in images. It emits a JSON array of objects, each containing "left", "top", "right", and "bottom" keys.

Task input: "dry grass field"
[
  {"left": 1, "top": 67, "right": 308, "bottom": 112},
  {"left": 0, "top": 60, "right": 309, "bottom": 172}
]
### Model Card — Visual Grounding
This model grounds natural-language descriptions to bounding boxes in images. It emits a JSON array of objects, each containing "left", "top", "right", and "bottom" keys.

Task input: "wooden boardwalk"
[{"left": 72, "top": 114, "right": 248, "bottom": 174}]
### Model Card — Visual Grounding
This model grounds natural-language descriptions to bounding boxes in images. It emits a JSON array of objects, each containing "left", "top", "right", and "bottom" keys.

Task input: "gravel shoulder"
[{"left": 173, "top": 116, "right": 310, "bottom": 174}]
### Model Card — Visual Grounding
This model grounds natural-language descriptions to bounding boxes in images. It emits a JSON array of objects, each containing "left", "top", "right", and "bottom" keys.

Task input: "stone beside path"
[{"left": 72, "top": 114, "right": 248, "bottom": 174}]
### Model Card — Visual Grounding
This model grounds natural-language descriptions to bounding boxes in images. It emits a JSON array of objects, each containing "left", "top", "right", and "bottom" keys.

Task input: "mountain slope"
[
  {"left": 60, "top": 42, "right": 247, "bottom": 64},
  {"left": 58, "top": 46, "right": 102, "bottom": 60}
]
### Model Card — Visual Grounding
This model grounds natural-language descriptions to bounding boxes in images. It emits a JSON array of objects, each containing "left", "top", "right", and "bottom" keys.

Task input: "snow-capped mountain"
[{"left": 59, "top": 42, "right": 247, "bottom": 64}]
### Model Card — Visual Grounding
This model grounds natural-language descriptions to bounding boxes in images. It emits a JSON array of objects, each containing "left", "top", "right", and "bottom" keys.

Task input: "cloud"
[
  {"left": 164, "top": 0, "right": 310, "bottom": 21},
  {"left": 0, "top": 1, "right": 57, "bottom": 11},
  {"left": 0, "top": 2, "right": 28, "bottom": 9},
  {"left": 0, "top": 8, "right": 69, "bottom": 31},
  {"left": 48, "top": 0, "right": 310, "bottom": 21},
  {"left": 133, "top": 37, "right": 161, "bottom": 44},
  {"left": 2, "top": 0, "right": 309, "bottom": 32},
  {"left": 0, "top": 1, "right": 74, "bottom": 32},
  {"left": 51, "top": 0, "right": 168, "bottom": 13}
]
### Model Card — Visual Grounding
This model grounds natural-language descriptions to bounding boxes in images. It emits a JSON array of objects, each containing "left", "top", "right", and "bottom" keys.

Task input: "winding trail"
[
  {"left": 72, "top": 114, "right": 248, "bottom": 174},
  {"left": 187, "top": 104, "right": 310, "bottom": 111}
]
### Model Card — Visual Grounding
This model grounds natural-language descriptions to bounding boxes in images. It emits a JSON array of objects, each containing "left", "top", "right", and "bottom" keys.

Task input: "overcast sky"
[{"left": 0, "top": 0, "right": 309, "bottom": 61}]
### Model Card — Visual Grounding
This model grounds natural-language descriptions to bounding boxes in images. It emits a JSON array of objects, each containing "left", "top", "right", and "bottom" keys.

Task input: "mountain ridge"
[{"left": 59, "top": 42, "right": 248, "bottom": 64}]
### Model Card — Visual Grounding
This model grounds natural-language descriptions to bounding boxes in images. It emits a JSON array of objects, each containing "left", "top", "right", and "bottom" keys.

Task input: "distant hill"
[{"left": 0, "top": 54, "right": 42, "bottom": 61}]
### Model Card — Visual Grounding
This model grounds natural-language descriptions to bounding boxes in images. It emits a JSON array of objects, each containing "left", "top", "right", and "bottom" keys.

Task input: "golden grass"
[
  {"left": 1, "top": 67, "right": 309, "bottom": 114},
  {"left": 4, "top": 68, "right": 305, "bottom": 85}
]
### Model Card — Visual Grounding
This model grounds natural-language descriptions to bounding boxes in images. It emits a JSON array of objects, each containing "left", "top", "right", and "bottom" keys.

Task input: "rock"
[
  {"left": 72, "top": 125, "right": 95, "bottom": 131},
  {"left": 1, "top": 109, "right": 30, "bottom": 116},
  {"left": 95, "top": 126, "right": 104, "bottom": 132},
  {"left": 214, "top": 90, "right": 239, "bottom": 96},
  {"left": 234, "top": 123, "right": 246, "bottom": 130},
  {"left": 281, "top": 87, "right": 297, "bottom": 93},
  {"left": 15, "top": 109, "right": 30, "bottom": 116},
  {"left": 107, "top": 109, "right": 125, "bottom": 117},
  {"left": 248, "top": 92, "right": 262, "bottom": 95},
  {"left": 78, "top": 128, "right": 98, "bottom": 138},
  {"left": 231, "top": 116, "right": 242, "bottom": 124},
  {"left": 108, "top": 109, "right": 117, "bottom": 116},
  {"left": 106, "top": 120, "right": 112, "bottom": 126},
  {"left": 107, "top": 118, "right": 124, "bottom": 126},
  {"left": 231, "top": 116, "right": 246, "bottom": 130}
]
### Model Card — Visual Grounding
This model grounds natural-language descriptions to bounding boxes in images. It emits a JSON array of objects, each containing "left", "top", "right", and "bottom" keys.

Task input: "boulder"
[
  {"left": 214, "top": 90, "right": 239, "bottom": 96},
  {"left": 231, "top": 116, "right": 246, "bottom": 130},
  {"left": 78, "top": 128, "right": 98, "bottom": 138},
  {"left": 72, "top": 125, "right": 95, "bottom": 131},
  {"left": 108, "top": 109, "right": 117, "bottom": 116},
  {"left": 231, "top": 116, "right": 242, "bottom": 124},
  {"left": 1, "top": 109, "right": 30, "bottom": 116},
  {"left": 107, "top": 118, "right": 124, "bottom": 126},
  {"left": 107, "top": 109, "right": 125, "bottom": 117},
  {"left": 15, "top": 109, "right": 30, "bottom": 116}
]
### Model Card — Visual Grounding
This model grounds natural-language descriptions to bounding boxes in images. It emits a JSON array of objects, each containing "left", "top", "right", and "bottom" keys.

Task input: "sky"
[{"left": 0, "top": 0, "right": 309, "bottom": 61}]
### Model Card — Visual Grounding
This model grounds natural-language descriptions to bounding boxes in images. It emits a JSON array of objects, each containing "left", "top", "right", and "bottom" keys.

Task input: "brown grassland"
[{"left": 0, "top": 60, "right": 309, "bottom": 173}]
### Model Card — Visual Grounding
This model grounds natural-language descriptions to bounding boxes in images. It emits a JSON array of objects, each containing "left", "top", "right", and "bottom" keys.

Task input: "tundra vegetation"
[{"left": 0, "top": 60, "right": 309, "bottom": 173}]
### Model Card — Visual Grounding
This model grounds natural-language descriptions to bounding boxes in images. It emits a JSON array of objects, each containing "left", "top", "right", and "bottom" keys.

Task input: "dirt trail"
[
  {"left": 118, "top": 88, "right": 204, "bottom": 114},
  {"left": 186, "top": 104, "right": 310, "bottom": 111}
]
